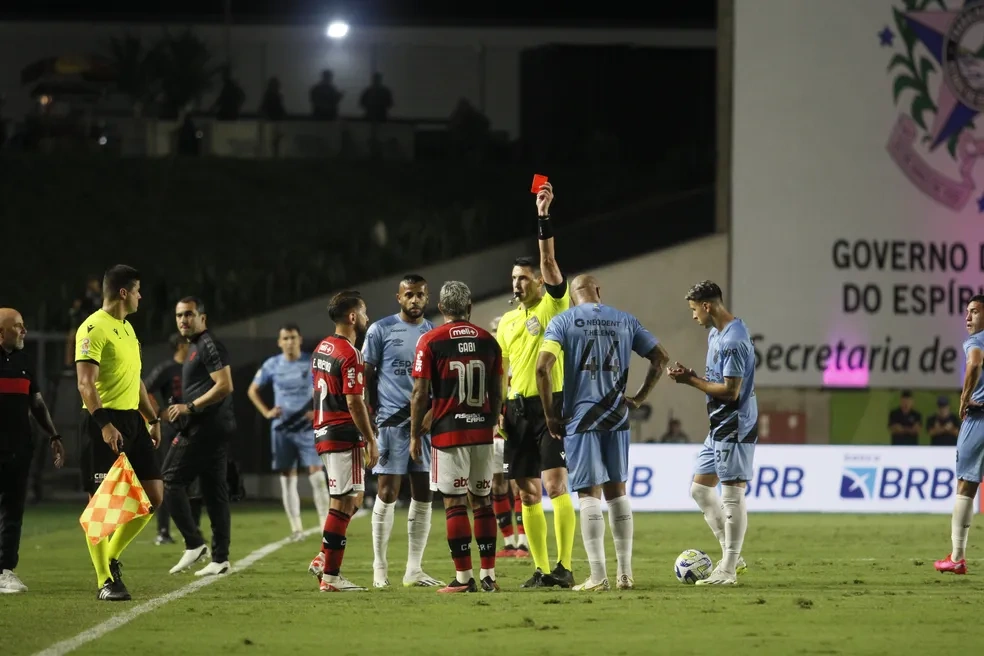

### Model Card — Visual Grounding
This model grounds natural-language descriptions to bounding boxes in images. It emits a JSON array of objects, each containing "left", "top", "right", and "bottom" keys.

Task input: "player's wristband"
[
  {"left": 49, "top": 434, "right": 62, "bottom": 444},
  {"left": 148, "top": 418, "right": 161, "bottom": 426},
  {"left": 92, "top": 408, "right": 111, "bottom": 429},
  {"left": 537, "top": 216, "right": 553, "bottom": 240}
]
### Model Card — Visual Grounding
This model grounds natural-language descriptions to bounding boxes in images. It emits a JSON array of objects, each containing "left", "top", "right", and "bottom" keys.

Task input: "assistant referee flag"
[{"left": 79, "top": 453, "right": 152, "bottom": 545}]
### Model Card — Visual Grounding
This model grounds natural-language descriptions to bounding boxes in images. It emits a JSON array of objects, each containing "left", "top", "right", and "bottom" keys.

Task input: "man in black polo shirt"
[
  {"left": 143, "top": 332, "right": 189, "bottom": 545},
  {"left": 0, "top": 308, "right": 65, "bottom": 594},
  {"left": 163, "top": 297, "right": 235, "bottom": 577},
  {"left": 927, "top": 395, "right": 961, "bottom": 447},
  {"left": 888, "top": 390, "right": 922, "bottom": 446}
]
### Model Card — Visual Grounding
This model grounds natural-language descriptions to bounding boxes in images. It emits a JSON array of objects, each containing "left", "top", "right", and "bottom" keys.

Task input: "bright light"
[{"left": 326, "top": 21, "right": 349, "bottom": 39}]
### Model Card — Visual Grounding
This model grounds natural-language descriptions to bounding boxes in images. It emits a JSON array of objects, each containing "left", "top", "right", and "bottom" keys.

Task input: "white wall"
[{"left": 468, "top": 233, "right": 728, "bottom": 442}]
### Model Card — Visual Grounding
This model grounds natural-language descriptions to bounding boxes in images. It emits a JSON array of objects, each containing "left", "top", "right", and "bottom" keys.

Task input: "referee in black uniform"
[
  {"left": 164, "top": 297, "right": 235, "bottom": 576},
  {"left": 0, "top": 308, "right": 65, "bottom": 594}
]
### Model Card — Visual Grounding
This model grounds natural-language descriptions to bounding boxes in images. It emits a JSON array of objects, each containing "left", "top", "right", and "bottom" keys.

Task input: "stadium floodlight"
[{"left": 326, "top": 21, "right": 349, "bottom": 39}]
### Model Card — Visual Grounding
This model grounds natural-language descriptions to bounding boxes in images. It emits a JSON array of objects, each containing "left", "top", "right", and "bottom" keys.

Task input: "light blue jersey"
[
  {"left": 542, "top": 303, "right": 659, "bottom": 434},
  {"left": 704, "top": 319, "right": 758, "bottom": 443},
  {"left": 963, "top": 333, "right": 984, "bottom": 406},
  {"left": 252, "top": 353, "right": 313, "bottom": 432},
  {"left": 956, "top": 332, "right": 984, "bottom": 482},
  {"left": 362, "top": 313, "right": 434, "bottom": 428}
]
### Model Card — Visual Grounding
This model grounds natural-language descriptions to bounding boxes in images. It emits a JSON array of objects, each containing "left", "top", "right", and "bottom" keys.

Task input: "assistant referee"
[
  {"left": 76, "top": 264, "right": 163, "bottom": 602},
  {"left": 495, "top": 181, "right": 576, "bottom": 589}
]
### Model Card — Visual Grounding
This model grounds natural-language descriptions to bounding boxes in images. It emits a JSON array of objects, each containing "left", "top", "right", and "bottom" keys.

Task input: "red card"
[{"left": 531, "top": 174, "right": 548, "bottom": 194}]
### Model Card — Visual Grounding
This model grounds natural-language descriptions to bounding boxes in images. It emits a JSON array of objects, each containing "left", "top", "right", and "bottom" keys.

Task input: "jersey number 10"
[
  {"left": 577, "top": 339, "right": 619, "bottom": 380},
  {"left": 450, "top": 360, "right": 486, "bottom": 407}
]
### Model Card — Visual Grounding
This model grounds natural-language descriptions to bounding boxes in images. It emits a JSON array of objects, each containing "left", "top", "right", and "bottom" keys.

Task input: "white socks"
[
  {"left": 372, "top": 497, "right": 396, "bottom": 575},
  {"left": 407, "top": 499, "right": 432, "bottom": 575},
  {"left": 308, "top": 471, "right": 331, "bottom": 524},
  {"left": 579, "top": 496, "right": 607, "bottom": 582},
  {"left": 952, "top": 494, "right": 974, "bottom": 561},
  {"left": 607, "top": 496, "right": 634, "bottom": 580},
  {"left": 691, "top": 482, "right": 727, "bottom": 553},
  {"left": 280, "top": 475, "right": 302, "bottom": 533},
  {"left": 720, "top": 485, "right": 748, "bottom": 574}
]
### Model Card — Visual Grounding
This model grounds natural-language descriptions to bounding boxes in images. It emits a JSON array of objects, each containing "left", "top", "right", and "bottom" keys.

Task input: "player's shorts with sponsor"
[
  {"left": 694, "top": 434, "right": 756, "bottom": 482},
  {"left": 564, "top": 430, "right": 630, "bottom": 492},
  {"left": 373, "top": 425, "right": 431, "bottom": 475},
  {"left": 493, "top": 436, "right": 505, "bottom": 475},
  {"left": 79, "top": 408, "right": 161, "bottom": 495},
  {"left": 956, "top": 414, "right": 984, "bottom": 482},
  {"left": 502, "top": 392, "right": 567, "bottom": 480},
  {"left": 320, "top": 445, "right": 365, "bottom": 496},
  {"left": 271, "top": 425, "right": 320, "bottom": 470},
  {"left": 430, "top": 443, "right": 494, "bottom": 497}
]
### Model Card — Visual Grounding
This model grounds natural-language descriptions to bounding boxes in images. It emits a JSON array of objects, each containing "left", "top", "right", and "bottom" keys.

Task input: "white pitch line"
[{"left": 33, "top": 525, "right": 323, "bottom": 656}]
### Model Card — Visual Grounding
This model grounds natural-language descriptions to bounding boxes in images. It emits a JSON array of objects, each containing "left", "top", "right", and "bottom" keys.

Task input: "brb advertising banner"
[
  {"left": 540, "top": 444, "right": 966, "bottom": 514},
  {"left": 732, "top": 0, "right": 984, "bottom": 388}
]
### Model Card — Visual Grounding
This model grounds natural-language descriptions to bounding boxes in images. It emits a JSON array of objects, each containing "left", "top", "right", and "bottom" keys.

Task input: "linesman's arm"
[
  {"left": 626, "top": 344, "right": 670, "bottom": 409},
  {"left": 960, "top": 347, "right": 984, "bottom": 419},
  {"left": 77, "top": 361, "right": 123, "bottom": 452},
  {"left": 535, "top": 182, "right": 563, "bottom": 287}
]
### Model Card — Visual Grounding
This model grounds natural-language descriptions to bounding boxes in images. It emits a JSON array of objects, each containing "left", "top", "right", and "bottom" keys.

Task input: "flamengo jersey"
[
  {"left": 413, "top": 320, "right": 502, "bottom": 449},
  {"left": 312, "top": 334, "right": 366, "bottom": 454}
]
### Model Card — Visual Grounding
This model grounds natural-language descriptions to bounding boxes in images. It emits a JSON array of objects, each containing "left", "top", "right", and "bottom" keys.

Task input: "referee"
[
  {"left": 0, "top": 308, "right": 64, "bottom": 594},
  {"left": 76, "top": 265, "right": 164, "bottom": 602},
  {"left": 164, "top": 296, "right": 235, "bottom": 577},
  {"left": 495, "top": 181, "right": 576, "bottom": 589}
]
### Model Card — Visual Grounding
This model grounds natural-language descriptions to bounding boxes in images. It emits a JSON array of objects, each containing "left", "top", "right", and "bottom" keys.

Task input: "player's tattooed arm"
[
  {"left": 364, "top": 362, "right": 379, "bottom": 422},
  {"left": 626, "top": 343, "right": 669, "bottom": 409},
  {"left": 409, "top": 377, "right": 431, "bottom": 460},
  {"left": 959, "top": 347, "right": 983, "bottom": 419},
  {"left": 535, "top": 350, "right": 564, "bottom": 439}
]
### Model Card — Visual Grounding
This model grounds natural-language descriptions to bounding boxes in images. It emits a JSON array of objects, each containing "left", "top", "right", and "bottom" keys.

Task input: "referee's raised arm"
[{"left": 535, "top": 181, "right": 563, "bottom": 288}]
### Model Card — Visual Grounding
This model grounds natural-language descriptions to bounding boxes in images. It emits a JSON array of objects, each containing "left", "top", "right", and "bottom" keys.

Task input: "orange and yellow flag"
[{"left": 79, "top": 453, "right": 152, "bottom": 545}]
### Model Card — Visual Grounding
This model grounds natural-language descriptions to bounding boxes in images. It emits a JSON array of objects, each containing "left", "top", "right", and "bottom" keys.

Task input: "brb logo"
[{"left": 840, "top": 465, "right": 954, "bottom": 500}]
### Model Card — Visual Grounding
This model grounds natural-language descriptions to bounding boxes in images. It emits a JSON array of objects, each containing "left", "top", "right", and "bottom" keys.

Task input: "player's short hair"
[
  {"left": 440, "top": 281, "right": 471, "bottom": 318},
  {"left": 280, "top": 322, "right": 301, "bottom": 334},
  {"left": 401, "top": 274, "right": 427, "bottom": 287},
  {"left": 685, "top": 280, "right": 723, "bottom": 303},
  {"left": 328, "top": 291, "right": 363, "bottom": 323},
  {"left": 177, "top": 296, "right": 206, "bottom": 314},
  {"left": 168, "top": 332, "right": 184, "bottom": 351},
  {"left": 102, "top": 265, "right": 140, "bottom": 300},
  {"left": 513, "top": 256, "right": 541, "bottom": 276},
  {"left": 970, "top": 294, "right": 984, "bottom": 307}
]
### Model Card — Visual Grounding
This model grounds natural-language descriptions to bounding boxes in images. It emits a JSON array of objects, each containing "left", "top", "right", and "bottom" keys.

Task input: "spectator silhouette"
[
  {"left": 310, "top": 70, "right": 342, "bottom": 120},
  {"left": 360, "top": 73, "right": 393, "bottom": 123},
  {"left": 260, "top": 77, "right": 286, "bottom": 121},
  {"left": 214, "top": 68, "right": 246, "bottom": 120}
]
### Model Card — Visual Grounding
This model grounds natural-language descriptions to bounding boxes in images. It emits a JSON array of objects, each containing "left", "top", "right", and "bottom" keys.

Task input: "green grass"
[{"left": 1, "top": 503, "right": 982, "bottom": 655}]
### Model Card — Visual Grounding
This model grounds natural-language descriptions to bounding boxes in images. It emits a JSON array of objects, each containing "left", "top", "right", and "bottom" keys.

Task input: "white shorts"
[
  {"left": 430, "top": 443, "right": 494, "bottom": 497},
  {"left": 320, "top": 447, "right": 365, "bottom": 496},
  {"left": 493, "top": 437, "right": 505, "bottom": 475}
]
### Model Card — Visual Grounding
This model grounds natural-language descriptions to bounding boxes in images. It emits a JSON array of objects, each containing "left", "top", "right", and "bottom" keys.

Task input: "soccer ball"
[{"left": 674, "top": 549, "right": 713, "bottom": 584}]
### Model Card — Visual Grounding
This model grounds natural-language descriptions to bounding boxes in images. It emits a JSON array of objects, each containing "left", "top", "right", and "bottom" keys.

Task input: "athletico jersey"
[
  {"left": 541, "top": 303, "right": 658, "bottom": 434},
  {"left": 413, "top": 321, "right": 502, "bottom": 449},
  {"left": 312, "top": 335, "right": 365, "bottom": 453},
  {"left": 496, "top": 281, "right": 570, "bottom": 399},
  {"left": 963, "top": 332, "right": 984, "bottom": 406},
  {"left": 704, "top": 319, "right": 758, "bottom": 443},
  {"left": 362, "top": 314, "right": 433, "bottom": 427},
  {"left": 75, "top": 309, "right": 142, "bottom": 411},
  {"left": 252, "top": 352, "right": 313, "bottom": 431}
]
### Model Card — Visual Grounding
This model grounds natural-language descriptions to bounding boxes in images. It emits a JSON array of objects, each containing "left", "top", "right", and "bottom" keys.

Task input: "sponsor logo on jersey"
[{"left": 450, "top": 325, "right": 479, "bottom": 339}]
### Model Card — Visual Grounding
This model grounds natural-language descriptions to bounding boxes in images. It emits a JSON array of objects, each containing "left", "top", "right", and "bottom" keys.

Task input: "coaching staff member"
[
  {"left": 165, "top": 297, "right": 234, "bottom": 577},
  {"left": 0, "top": 308, "right": 64, "bottom": 594},
  {"left": 77, "top": 265, "right": 163, "bottom": 602}
]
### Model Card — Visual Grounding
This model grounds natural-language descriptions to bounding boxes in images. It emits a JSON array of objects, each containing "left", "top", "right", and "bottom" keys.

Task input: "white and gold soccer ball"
[{"left": 674, "top": 549, "right": 713, "bottom": 584}]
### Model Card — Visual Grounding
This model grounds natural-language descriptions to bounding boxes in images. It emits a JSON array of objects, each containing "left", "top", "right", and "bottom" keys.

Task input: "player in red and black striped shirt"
[
  {"left": 307, "top": 291, "right": 379, "bottom": 593},
  {"left": 410, "top": 281, "right": 503, "bottom": 593}
]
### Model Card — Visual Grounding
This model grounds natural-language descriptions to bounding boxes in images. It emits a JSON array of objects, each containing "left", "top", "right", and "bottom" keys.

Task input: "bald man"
[
  {"left": 535, "top": 275, "right": 669, "bottom": 591},
  {"left": 0, "top": 308, "right": 64, "bottom": 594}
]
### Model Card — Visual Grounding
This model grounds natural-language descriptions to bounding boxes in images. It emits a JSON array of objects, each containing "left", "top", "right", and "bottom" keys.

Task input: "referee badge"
[{"left": 525, "top": 316, "right": 541, "bottom": 336}]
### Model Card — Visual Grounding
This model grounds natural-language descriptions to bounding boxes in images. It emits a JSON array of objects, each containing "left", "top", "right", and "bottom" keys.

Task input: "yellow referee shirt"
[
  {"left": 75, "top": 309, "right": 142, "bottom": 411},
  {"left": 496, "top": 282, "right": 570, "bottom": 398}
]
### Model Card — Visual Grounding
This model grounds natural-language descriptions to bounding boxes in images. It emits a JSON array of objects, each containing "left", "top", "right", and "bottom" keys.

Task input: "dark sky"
[{"left": 0, "top": 0, "right": 716, "bottom": 29}]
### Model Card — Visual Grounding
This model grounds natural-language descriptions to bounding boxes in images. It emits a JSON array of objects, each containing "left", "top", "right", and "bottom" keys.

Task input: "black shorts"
[
  {"left": 80, "top": 409, "right": 161, "bottom": 495},
  {"left": 502, "top": 393, "right": 567, "bottom": 480}
]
